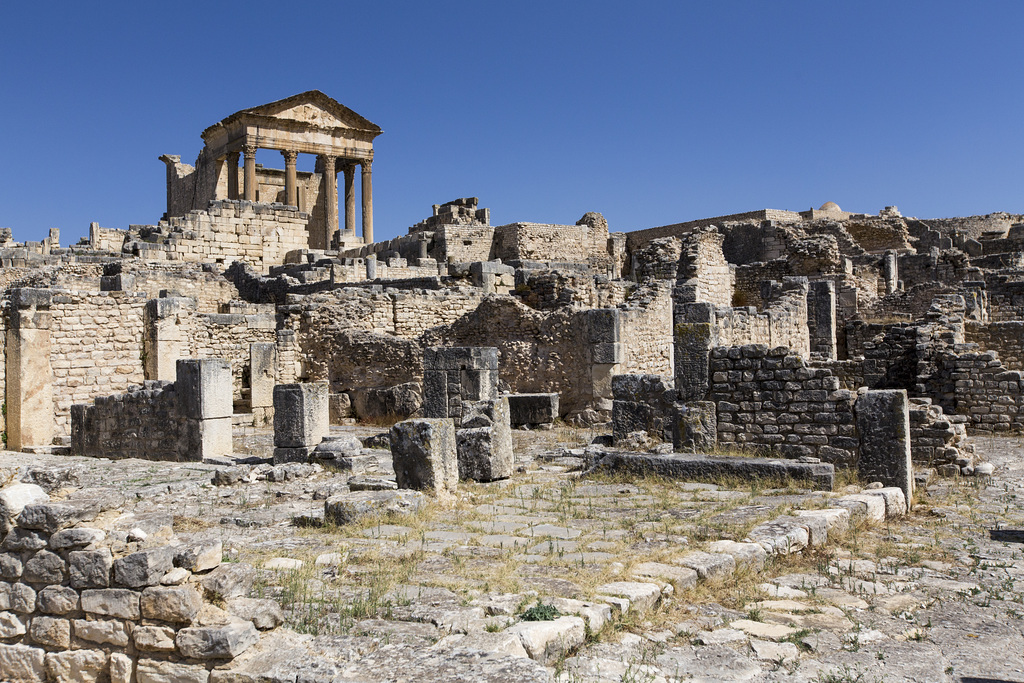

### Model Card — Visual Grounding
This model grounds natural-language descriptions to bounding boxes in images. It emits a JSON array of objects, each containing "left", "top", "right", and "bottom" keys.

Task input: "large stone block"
[
  {"left": 177, "top": 359, "right": 233, "bottom": 420},
  {"left": 176, "top": 621, "right": 259, "bottom": 659},
  {"left": 423, "top": 346, "right": 499, "bottom": 372},
  {"left": 457, "top": 397, "right": 513, "bottom": 482},
  {"left": 249, "top": 343, "right": 277, "bottom": 409},
  {"left": 507, "top": 393, "right": 559, "bottom": 426},
  {"left": 390, "top": 418, "right": 458, "bottom": 494},
  {"left": 671, "top": 401, "right": 717, "bottom": 452},
  {"left": 273, "top": 383, "right": 329, "bottom": 448},
  {"left": 0, "top": 643, "right": 46, "bottom": 682},
  {"left": 856, "top": 389, "right": 914, "bottom": 506},
  {"left": 112, "top": 547, "right": 175, "bottom": 588}
]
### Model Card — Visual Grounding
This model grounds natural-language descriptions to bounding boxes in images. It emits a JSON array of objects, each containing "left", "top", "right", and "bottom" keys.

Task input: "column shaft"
[
  {"left": 320, "top": 154, "right": 338, "bottom": 250},
  {"left": 243, "top": 144, "right": 258, "bottom": 201},
  {"left": 282, "top": 150, "right": 298, "bottom": 207},
  {"left": 226, "top": 152, "right": 240, "bottom": 200},
  {"left": 361, "top": 159, "right": 373, "bottom": 245},
  {"left": 343, "top": 163, "right": 356, "bottom": 235}
]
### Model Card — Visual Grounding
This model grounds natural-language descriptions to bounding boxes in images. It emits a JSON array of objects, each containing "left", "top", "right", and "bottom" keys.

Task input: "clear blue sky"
[{"left": 2, "top": 1, "right": 1021, "bottom": 245}]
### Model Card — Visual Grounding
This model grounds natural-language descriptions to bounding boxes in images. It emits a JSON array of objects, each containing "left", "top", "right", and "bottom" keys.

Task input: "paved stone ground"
[{"left": 3, "top": 427, "right": 1024, "bottom": 682}]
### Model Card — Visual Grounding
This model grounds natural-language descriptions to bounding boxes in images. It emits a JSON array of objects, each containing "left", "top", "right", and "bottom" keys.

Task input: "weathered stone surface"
[
  {"left": 677, "top": 551, "right": 736, "bottom": 580},
  {"left": 595, "top": 581, "right": 661, "bottom": 615},
  {"left": 4, "top": 528, "right": 48, "bottom": 551},
  {"left": 506, "top": 615, "right": 586, "bottom": 664},
  {"left": 81, "top": 588, "right": 141, "bottom": 620},
  {"left": 73, "top": 618, "right": 129, "bottom": 647},
  {"left": 857, "top": 389, "right": 914, "bottom": 505},
  {"left": 176, "top": 621, "right": 260, "bottom": 659},
  {"left": 273, "top": 382, "right": 329, "bottom": 448},
  {"left": 834, "top": 493, "right": 887, "bottom": 524},
  {"left": 390, "top": 418, "right": 458, "bottom": 494},
  {"left": 351, "top": 382, "right": 422, "bottom": 421},
  {"left": 23, "top": 549, "right": 66, "bottom": 584},
  {"left": 0, "top": 483, "right": 49, "bottom": 534},
  {"left": 457, "top": 397, "right": 513, "bottom": 482},
  {"left": 69, "top": 548, "right": 112, "bottom": 589},
  {"left": 17, "top": 502, "right": 91, "bottom": 533},
  {"left": 864, "top": 486, "right": 908, "bottom": 517},
  {"left": 109, "top": 652, "right": 132, "bottom": 683},
  {"left": 507, "top": 393, "right": 559, "bottom": 426},
  {"left": 0, "top": 552, "right": 23, "bottom": 579},
  {"left": 795, "top": 507, "right": 850, "bottom": 535},
  {"left": 200, "top": 563, "right": 255, "bottom": 600},
  {"left": 631, "top": 562, "right": 698, "bottom": 589},
  {"left": 672, "top": 400, "right": 717, "bottom": 451},
  {"left": 133, "top": 624, "right": 178, "bottom": 652},
  {"left": 3, "top": 582, "right": 37, "bottom": 613},
  {"left": 137, "top": 659, "right": 210, "bottom": 683},
  {"left": 748, "top": 518, "right": 811, "bottom": 555},
  {"left": 0, "top": 643, "right": 46, "bottom": 682},
  {"left": 113, "top": 546, "right": 175, "bottom": 588},
  {"left": 226, "top": 597, "right": 284, "bottom": 630},
  {"left": 49, "top": 527, "right": 105, "bottom": 550},
  {"left": 592, "top": 452, "right": 835, "bottom": 491},
  {"left": 324, "top": 489, "right": 426, "bottom": 525},
  {"left": 141, "top": 585, "right": 203, "bottom": 623},
  {"left": 37, "top": 586, "right": 78, "bottom": 614},
  {"left": 175, "top": 539, "right": 223, "bottom": 572},
  {"left": 0, "top": 610, "right": 27, "bottom": 637},
  {"left": 177, "top": 358, "right": 233, "bottom": 420},
  {"left": 29, "top": 615, "right": 70, "bottom": 648},
  {"left": 706, "top": 540, "right": 768, "bottom": 571}
]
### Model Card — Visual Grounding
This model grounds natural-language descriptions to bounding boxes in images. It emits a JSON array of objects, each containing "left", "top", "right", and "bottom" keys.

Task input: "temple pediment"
[{"left": 220, "top": 90, "right": 381, "bottom": 135}]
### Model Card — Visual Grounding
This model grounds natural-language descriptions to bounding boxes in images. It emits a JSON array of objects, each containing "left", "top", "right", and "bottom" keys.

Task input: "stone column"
[
  {"left": 319, "top": 153, "right": 338, "bottom": 250},
  {"left": 242, "top": 144, "right": 258, "bottom": 201},
  {"left": 282, "top": 150, "right": 298, "bottom": 207},
  {"left": 6, "top": 289, "right": 53, "bottom": 451},
  {"left": 343, "top": 162, "right": 356, "bottom": 235},
  {"left": 226, "top": 151, "right": 240, "bottom": 200},
  {"left": 361, "top": 159, "right": 373, "bottom": 245},
  {"left": 177, "top": 359, "right": 233, "bottom": 461},
  {"left": 249, "top": 342, "right": 277, "bottom": 425}
]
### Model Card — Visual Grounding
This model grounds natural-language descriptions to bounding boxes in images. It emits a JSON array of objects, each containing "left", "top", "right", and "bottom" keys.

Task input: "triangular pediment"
[{"left": 239, "top": 91, "right": 381, "bottom": 134}]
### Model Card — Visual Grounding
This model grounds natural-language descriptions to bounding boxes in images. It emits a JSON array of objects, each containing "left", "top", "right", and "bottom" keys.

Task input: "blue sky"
[{"left": 1, "top": 1, "right": 1021, "bottom": 245}]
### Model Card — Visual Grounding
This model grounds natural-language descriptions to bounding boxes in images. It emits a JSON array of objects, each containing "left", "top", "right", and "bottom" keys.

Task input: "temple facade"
[{"left": 159, "top": 90, "right": 381, "bottom": 250}]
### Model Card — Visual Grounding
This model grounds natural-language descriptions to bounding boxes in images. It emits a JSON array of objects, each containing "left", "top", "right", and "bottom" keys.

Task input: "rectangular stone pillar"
[
  {"left": 6, "top": 289, "right": 53, "bottom": 451},
  {"left": 390, "top": 418, "right": 457, "bottom": 495},
  {"left": 144, "top": 298, "right": 196, "bottom": 382},
  {"left": 423, "top": 347, "right": 499, "bottom": 426},
  {"left": 807, "top": 280, "right": 837, "bottom": 360},
  {"left": 177, "top": 359, "right": 233, "bottom": 461},
  {"left": 673, "top": 301, "right": 715, "bottom": 403},
  {"left": 249, "top": 342, "right": 277, "bottom": 426},
  {"left": 856, "top": 389, "right": 914, "bottom": 507},
  {"left": 588, "top": 309, "right": 623, "bottom": 412},
  {"left": 273, "top": 382, "right": 329, "bottom": 463}
]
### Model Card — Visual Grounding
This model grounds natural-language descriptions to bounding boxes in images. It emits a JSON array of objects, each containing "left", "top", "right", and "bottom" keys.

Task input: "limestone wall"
[
  {"left": 192, "top": 313, "right": 278, "bottom": 397},
  {"left": 50, "top": 291, "right": 147, "bottom": 438},
  {"left": 0, "top": 486, "right": 269, "bottom": 682},
  {"left": 129, "top": 201, "right": 310, "bottom": 274},
  {"left": 126, "top": 264, "right": 241, "bottom": 314},
  {"left": 925, "top": 349, "right": 1024, "bottom": 433},
  {"left": 710, "top": 344, "right": 858, "bottom": 464},
  {"left": 713, "top": 282, "right": 810, "bottom": 355},
  {"left": 984, "top": 272, "right": 1024, "bottom": 321},
  {"left": 434, "top": 225, "right": 495, "bottom": 263},
  {"left": 619, "top": 281, "right": 673, "bottom": 376},
  {"left": 965, "top": 321, "right": 1024, "bottom": 370},
  {"left": 625, "top": 209, "right": 801, "bottom": 252},
  {"left": 492, "top": 222, "right": 611, "bottom": 270},
  {"left": 844, "top": 322, "right": 919, "bottom": 390}
]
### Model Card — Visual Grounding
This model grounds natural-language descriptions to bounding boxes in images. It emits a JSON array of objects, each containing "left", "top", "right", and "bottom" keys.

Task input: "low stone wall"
[
  {"left": 924, "top": 349, "right": 1024, "bottom": 433},
  {"left": 709, "top": 344, "right": 858, "bottom": 464},
  {"left": 965, "top": 321, "right": 1024, "bottom": 370},
  {"left": 71, "top": 359, "right": 233, "bottom": 462},
  {"left": 0, "top": 484, "right": 273, "bottom": 683}
]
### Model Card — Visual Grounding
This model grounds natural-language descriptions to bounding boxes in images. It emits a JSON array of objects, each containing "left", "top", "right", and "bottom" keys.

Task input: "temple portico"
[{"left": 161, "top": 91, "right": 382, "bottom": 250}]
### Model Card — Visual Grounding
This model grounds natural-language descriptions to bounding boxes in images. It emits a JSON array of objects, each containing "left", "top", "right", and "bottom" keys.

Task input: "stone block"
[
  {"left": 37, "top": 586, "right": 79, "bottom": 614},
  {"left": 4, "top": 583, "right": 35, "bottom": 613},
  {"left": 177, "top": 359, "right": 233, "bottom": 420},
  {"left": 272, "top": 446, "right": 314, "bottom": 464},
  {"left": 706, "top": 540, "right": 768, "bottom": 571},
  {"left": 69, "top": 548, "right": 113, "bottom": 589},
  {"left": 29, "top": 616, "right": 70, "bottom": 649},
  {"left": 200, "top": 564, "right": 255, "bottom": 600},
  {"left": 196, "top": 417, "right": 233, "bottom": 460},
  {"left": 176, "top": 621, "right": 259, "bottom": 659},
  {"left": 226, "top": 597, "right": 284, "bottom": 630},
  {"left": 49, "top": 527, "right": 105, "bottom": 550},
  {"left": 856, "top": 389, "right": 914, "bottom": 506},
  {"left": 423, "top": 346, "right": 499, "bottom": 372},
  {"left": 109, "top": 653, "right": 132, "bottom": 683},
  {"left": 594, "top": 581, "right": 661, "bottom": 615},
  {"left": 81, "top": 588, "right": 140, "bottom": 620},
  {"left": 506, "top": 616, "right": 586, "bottom": 664},
  {"left": 273, "top": 383, "right": 329, "bottom": 448},
  {"left": 72, "top": 618, "right": 129, "bottom": 647},
  {"left": 329, "top": 392, "right": 353, "bottom": 422},
  {"left": 507, "top": 393, "right": 559, "bottom": 426},
  {"left": 174, "top": 540, "right": 222, "bottom": 573},
  {"left": 676, "top": 551, "right": 736, "bottom": 580},
  {"left": 0, "top": 610, "right": 27, "bottom": 637},
  {"left": 0, "top": 483, "right": 49, "bottom": 534},
  {"left": 141, "top": 585, "right": 202, "bottom": 623},
  {"left": 23, "top": 550, "right": 66, "bottom": 584},
  {"left": 587, "top": 309, "right": 621, "bottom": 344},
  {"left": 134, "top": 624, "right": 177, "bottom": 652},
  {"left": 18, "top": 502, "right": 91, "bottom": 533},
  {"left": 112, "top": 546, "right": 175, "bottom": 588},
  {"left": 390, "top": 419, "right": 458, "bottom": 494},
  {"left": 630, "top": 562, "right": 698, "bottom": 590},
  {"left": 672, "top": 401, "right": 717, "bottom": 452},
  {"left": 457, "top": 427, "right": 513, "bottom": 482},
  {"left": 136, "top": 659, "right": 210, "bottom": 683},
  {"left": 591, "top": 342, "right": 624, "bottom": 365},
  {"left": 249, "top": 342, "right": 277, "bottom": 409},
  {"left": 0, "top": 644, "right": 46, "bottom": 683},
  {"left": 324, "top": 490, "right": 427, "bottom": 525}
]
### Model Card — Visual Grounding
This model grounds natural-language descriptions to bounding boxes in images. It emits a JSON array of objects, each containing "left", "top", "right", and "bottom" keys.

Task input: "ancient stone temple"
[{"left": 159, "top": 90, "right": 381, "bottom": 253}]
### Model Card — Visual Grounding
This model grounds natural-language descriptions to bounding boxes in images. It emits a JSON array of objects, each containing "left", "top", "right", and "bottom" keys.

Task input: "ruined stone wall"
[
  {"left": 983, "top": 272, "right": 1024, "bottom": 321},
  {"left": 512, "top": 270, "right": 635, "bottom": 311},
  {"left": 810, "top": 359, "right": 864, "bottom": 392},
  {"left": 844, "top": 322, "right": 919, "bottom": 390},
  {"left": 50, "top": 291, "right": 147, "bottom": 438},
  {"left": 677, "top": 229, "right": 732, "bottom": 307},
  {"left": 897, "top": 250, "right": 970, "bottom": 289},
  {"left": 131, "top": 201, "right": 310, "bottom": 274},
  {"left": 733, "top": 260, "right": 791, "bottom": 308},
  {"left": 125, "top": 263, "right": 240, "bottom": 314},
  {"left": 433, "top": 225, "right": 495, "bottom": 263},
  {"left": 625, "top": 209, "right": 801, "bottom": 252},
  {"left": 965, "top": 321, "right": 1024, "bottom": 370},
  {"left": 926, "top": 349, "right": 1024, "bottom": 433},
  {"left": 72, "top": 381, "right": 186, "bottom": 460},
  {"left": 330, "top": 259, "right": 440, "bottom": 284},
  {"left": 192, "top": 313, "right": 278, "bottom": 396},
  {"left": 0, "top": 489, "right": 267, "bottom": 681},
  {"left": 713, "top": 282, "right": 809, "bottom": 355},
  {"left": 619, "top": 281, "right": 673, "bottom": 376},
  {"left": 843, "top": 218, "right": 911, "bottom": 253},
  {"left": 492, "top": 223, "right": 610, "bottom": 270},
  {"left": 710, "top": 344, "right": 858, "bottom": 464}
]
